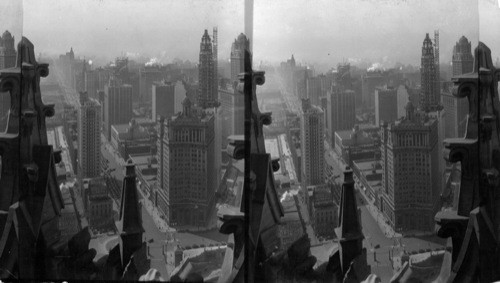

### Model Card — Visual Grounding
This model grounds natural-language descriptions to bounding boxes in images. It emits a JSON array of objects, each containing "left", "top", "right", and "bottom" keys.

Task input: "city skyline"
[
  {"left": 2, "top": 0, "right": 500, "bottom": 281},
  {"left": 1, "top": 0, "right": 499, "bottom": 69}
]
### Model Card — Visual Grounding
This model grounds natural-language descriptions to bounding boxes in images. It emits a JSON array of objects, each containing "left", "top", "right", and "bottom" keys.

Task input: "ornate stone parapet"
[
  {"left": 434, "top": 210, "right": 469, "bottom": 265},
  {"left": 436, "top": 42, "right": 500, "bottom": 282},
  {"left": 442, "top": 138, "right": 479, "bottom": 216},
  {"left": 226, "top": 135, "right": 245, "bottom": 160}
]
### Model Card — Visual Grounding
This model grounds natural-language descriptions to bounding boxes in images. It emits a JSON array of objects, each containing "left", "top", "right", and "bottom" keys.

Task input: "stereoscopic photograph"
[{"left": 0, "top": 0, "right": 499, "bottom": 282}]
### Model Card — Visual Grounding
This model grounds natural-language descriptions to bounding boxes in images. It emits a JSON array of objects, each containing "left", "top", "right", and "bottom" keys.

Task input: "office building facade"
[
  {"left": 156, "top": 98, "right": 217, "bottom": 227},
  {"left": 78, "top": 93, "right": 102, "bottom": 179},
  {"left": 379, "top": 102, "right": 440, "bottom": 232},
  {"left": 103, "top": 79, "right": 133, "bottom": 140}
]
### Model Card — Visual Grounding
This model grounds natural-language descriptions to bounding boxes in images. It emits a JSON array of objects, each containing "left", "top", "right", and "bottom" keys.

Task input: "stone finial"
[{"left": 336, "top": 166, "right": 364, "bottom": 276}]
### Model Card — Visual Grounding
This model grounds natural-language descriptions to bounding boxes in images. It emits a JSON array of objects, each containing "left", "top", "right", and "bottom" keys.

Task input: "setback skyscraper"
[
  {"left": 452, "top": 36, "right": 474, "bottom": 76},
  {"left": 230, "top": 33, "right": 250, "bottom": 85},
  {"left": 442, "top": 35, "right": 473, "bottom": 138}
]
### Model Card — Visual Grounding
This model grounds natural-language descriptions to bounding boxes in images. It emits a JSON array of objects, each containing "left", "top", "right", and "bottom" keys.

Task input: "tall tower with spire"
[
  {"left": 198, "top": 29, "right": 218, "bottom": 109},
  {"left": 420, "top": 33, "right": 438, "bottom": 112}
]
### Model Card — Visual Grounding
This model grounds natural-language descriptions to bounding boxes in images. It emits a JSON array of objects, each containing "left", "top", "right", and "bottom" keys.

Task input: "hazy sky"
[{"left": 1, "top": 0, "right": 499, "bottom": 68}]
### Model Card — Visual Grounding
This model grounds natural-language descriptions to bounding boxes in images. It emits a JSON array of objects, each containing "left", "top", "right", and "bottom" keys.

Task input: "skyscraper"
[
  {"left": 420, "top": 33, "right": 439, "bottom": 112},
  {"left": 156, "top": 97, "right": 216, "bottom": 227},
  {"left": 361, "top": 71, "right": 384, "bottom": 109},
  {"left": 139, "top": 65, "right": 164, "bottom": 102},
  {"left": 78, "top": 92, "right": 102, "bottom": 180},
  {"left": 230, "top": 33, "right": 249, "bottom": 85},
  {"left": 380, "top": 101, "right": 440, "bottom": 232},
  {"left": 0, "top": 31, "right": 16, "bottom": 129},
  {"left": 300, "top": 98, "right": 325, "bottom": 186},
  {"left": 306, "top": 76, "right": 323, "bottom": 106},
  {"left": 198, "top": 29, "right": 218, "bottom": 109},
  {"left": 0, "top": 31, "right": 16, "bottom": 69},
  {"left": 441, "top": 35, "right": 473, "bottom": 138},
  {"left": 442, "top": 91, "right": 468, "bottom": 138},
  {"left": 219, "top": 86, "right": 244, "bottom": 144},
  {"left": 452, "top": 36, "right": 474, "bottom": 76},
  {"left": 326, "top": 89, "right": 356, "bottom": 146},
  {"left": 84, "top": 69, "right": 99, "bottom": 99},
  {"left": 375, "top": 86, "right": 398, "bottom": 125},
  {"left": 103, "top": 78, "right": 133, "bottom": 140},
  {"left": 152, "top": 80, "right": 185, "bottom": 122}
]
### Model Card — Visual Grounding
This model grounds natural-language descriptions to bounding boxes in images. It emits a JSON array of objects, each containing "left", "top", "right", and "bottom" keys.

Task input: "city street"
[
  {"left": 140, "top": 202, "right": 170, "bottom": 278},
  {"left": 323, "top": 133, "right": 446, "bottom": 281},
  {"left": 295, "top": 194, "right": 319, "bottom": 245}
]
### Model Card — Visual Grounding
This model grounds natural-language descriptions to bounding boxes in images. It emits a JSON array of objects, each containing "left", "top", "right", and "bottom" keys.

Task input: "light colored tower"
[
  {"left": 301, "top": 98, "right": 325, "bottom": 186},
  {"left": 230, "top": 33, "right": 250, "bottom": 85},
  {"left": 452, "top": 36, "right": 474, "bottom": 76},
  {"left": 78, "top": 92, "right": 102, "bottom": 180}
]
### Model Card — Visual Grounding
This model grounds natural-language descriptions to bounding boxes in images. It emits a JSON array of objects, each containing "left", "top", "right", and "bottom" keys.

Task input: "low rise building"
[
  {"left": 111, "top": 119, "right": 153, "bottom": 159},
  {"left": 86, "top": 177, "right": 114, "bottom": 232},
  {"left": 310, "top": 185, "right": 337, "bottom": 239},
  {"left": 130, "top": 154, "right": 158, "bottom": 201},
  {"left": 59, "top": 185, "right": 80, "bottom": 241},
  {"left": 334, "top": 125, "right": 379, "bottom": 165},
  {"left": 278, "top": 192, "right": 305, "bottom": 251},
  {"left": 352, "top": 159, "right": 383, "bottom": 202}
]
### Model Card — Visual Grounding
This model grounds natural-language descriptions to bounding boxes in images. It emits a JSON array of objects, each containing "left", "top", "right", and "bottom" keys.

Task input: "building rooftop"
[
  {"left": 129, "top": 154, "right": 156, "bottom": 166},
  {"left": 353, "top": 159, "right": 380, "bottom": 172},
  {"left": 111, "top": 122, "right": 150, "bottom": 141}
]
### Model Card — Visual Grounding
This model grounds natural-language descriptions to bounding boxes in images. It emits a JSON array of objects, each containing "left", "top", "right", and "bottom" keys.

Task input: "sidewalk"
[
  {"left": 356, "top": 186, "right": 402, "bottom": 238},
  {"left": 137, "top": 187, "right": 175, "bottom": 234},
  {"left": 324, "top": 141, "right": 347, "bottom": 170}
]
